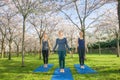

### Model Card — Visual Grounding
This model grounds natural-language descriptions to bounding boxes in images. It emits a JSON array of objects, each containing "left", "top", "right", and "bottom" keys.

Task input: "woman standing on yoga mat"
[
  {"left": 53, "top": 30, "right": 70, "bottom": 73},
  {"left": 76, "top": 31, "right": 85, "bottom": 69},
  {"left": 42, "top": 33, "right": 51, "bottom": 68}
]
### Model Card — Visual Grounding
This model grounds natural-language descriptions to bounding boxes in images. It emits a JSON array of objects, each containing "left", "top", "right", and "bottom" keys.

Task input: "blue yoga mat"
[
  {"left": 33, "top": 64, "right": 53, "bottom": 72},
  {"left": 51, "top": 68, "right": 74, "bottom": 80},
  {"left": 74, "top": 64, "right": 97, "bottom": 74}
]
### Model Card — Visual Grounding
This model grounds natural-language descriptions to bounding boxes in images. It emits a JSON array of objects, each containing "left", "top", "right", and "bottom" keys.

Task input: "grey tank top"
[{"left": 42, "top": 40, "right": 49, "bottom": 50}]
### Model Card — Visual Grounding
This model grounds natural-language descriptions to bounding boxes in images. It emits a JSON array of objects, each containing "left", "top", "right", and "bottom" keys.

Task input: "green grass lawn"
[{"left": 0, "top": 53, "right": 120, "bottom": 80}]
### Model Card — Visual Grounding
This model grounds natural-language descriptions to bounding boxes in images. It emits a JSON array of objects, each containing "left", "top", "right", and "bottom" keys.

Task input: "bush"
[{"left": 89, "top": 39, "right": 120, "bottom": 49}]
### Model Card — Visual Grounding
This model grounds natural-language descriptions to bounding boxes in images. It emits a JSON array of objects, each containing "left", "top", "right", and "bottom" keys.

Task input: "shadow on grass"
[
  {"left": 0, "top": 59, "right": 43, "bottom": 74},
  {"left": 93, "top": 66, "right": 120, "bottom": 73},
  {"left": 99, "top": 69, "right": 120, "bottom": 74}
]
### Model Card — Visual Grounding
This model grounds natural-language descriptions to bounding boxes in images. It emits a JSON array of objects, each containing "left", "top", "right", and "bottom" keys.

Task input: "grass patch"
[{"left": 0, "top": 53, "right": 120, "bottom": 80}]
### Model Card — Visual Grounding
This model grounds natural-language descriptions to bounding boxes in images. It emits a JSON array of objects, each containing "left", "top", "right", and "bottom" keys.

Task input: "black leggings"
[
  {"left": 78, "top": 48, "right": 85, "bottom": 66},
  {"left": 42, "top": 50, "right": 48, "bottom": 64}
]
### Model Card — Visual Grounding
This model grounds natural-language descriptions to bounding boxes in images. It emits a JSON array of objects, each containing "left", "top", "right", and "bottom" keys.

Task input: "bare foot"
[
  {"left": 60, "top": 69, "right": 62, "bottom": 72},
  {"left": 60, "top": 69, "right": 65, "bottom": 73},
  {"left": 62, "top": 69, "right": 65, "bottom": 73}
]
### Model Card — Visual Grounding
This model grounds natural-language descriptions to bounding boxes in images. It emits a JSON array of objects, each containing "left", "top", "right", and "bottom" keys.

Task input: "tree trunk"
[
  {"left": 34, "top": 47, "right": 36, "bottom": 55},
  {"left": 117, "top": 0, "right": 120, "bottom": 57},
  {"left": 39, "top": 38, "right": 42, "bottom": 60},
  {"left": 70, "top": 36, "right": 73, "bottom": 57},
  {"left": 34, "top": 42, "right": 37, "bottom": 55},
  {"left": 90, "top": 45, "right": 93, "bottom": 54},
  {"left": 8, "top": 27, "right": 12, "bottom": 60},
  {"left": 82, "top": 27, "right": 87, "bottom": 59},
  {"left": 17, "top": 45, "right": 19, "bottom": 57},
  {"left": 99, "top": 42, "right": 101, "bottom": 55},
  {"left": 21, "top": 17, "right": 26, "bottom": 67},
  {"left": 8, "top": 40, "right": 12, "bottom": 60},
  {"left": 1, "top": 37, "right": 5, "bottom": 58},
  {"left": 117, "top": 37, "right": 119, "bottom": 57}
]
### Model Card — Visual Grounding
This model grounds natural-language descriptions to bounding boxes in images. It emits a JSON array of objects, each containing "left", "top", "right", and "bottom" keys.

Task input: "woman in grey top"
[
  {"left": 53, "top": 30, "right": 70, "bottom": 73},
  {"left": 42, "top": 33, "right": 51, "bottom": 68}
]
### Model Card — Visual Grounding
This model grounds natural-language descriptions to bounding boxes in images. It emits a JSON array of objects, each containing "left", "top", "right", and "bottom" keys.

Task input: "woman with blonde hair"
[
  {"left": 53, "top": 30, "right": 70, "bottom": 73},
  {"left": 42, "top": 33, "right": 51, "bottom": 68}
]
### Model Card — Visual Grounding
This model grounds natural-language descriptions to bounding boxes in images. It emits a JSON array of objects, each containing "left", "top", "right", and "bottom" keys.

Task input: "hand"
[
  {"left": 49, "top": 50, "right": 54, "bottom": 55},
  {"left": 52, "top": 50, "right": 56, "bottom": 53},
  {"left": 50, "top": 49, "right": 53, "bottom": 52}
]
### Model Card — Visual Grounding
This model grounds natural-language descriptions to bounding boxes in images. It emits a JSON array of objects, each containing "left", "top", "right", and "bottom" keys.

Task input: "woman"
[
  {"left": 53, "top": 30, "right": 70, "bottom": 73},
  {"left": 76, "top": 31, "right": 85, "bottom": 69},
  {"left": 42, "top": 33, "right": 51, "bottom": 68}
]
